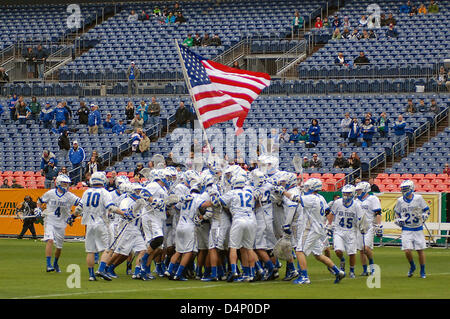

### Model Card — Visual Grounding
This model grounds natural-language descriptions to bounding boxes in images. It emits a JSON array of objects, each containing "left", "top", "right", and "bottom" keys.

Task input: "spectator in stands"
[
  {"left": 302, "top": 156, "right": 310, "bottom": 169},
  {"left": 127, "top": 62, "right": 140, "bottom": 97},
  {"left": 131, "top": 128, "right": 143, "bottom": 152},
  {"left": 348, "top": 117, "right": 361, "bottom": 146},
  {"left": 333, "top": 151, "right": 349, "bottom": 169},
  {"left": 393, "top": 115, "right": 407, "bottom": 157},
  {"left": 362, "top": 112, "right": 375, "bottom": 125},
  {"left": 309, "top": 153, "right": 323, "bottom": 168},
  {"left": 34, "top": 44, "right": 48, "bottom": 79},
  {"left": 202, "top": 33, "right": 212, "bottom": 46},
  {"left": 278, "top": 127, "right": 290, "bottom": 143},
  {"left": 193, "top": 33, "right": 202, "bottom": 46},
  {"left": 145, "top": 97, "right": 160, "bottom": 127},
  {"left": 333, "top": 14, "right": 341, "bottom": 26},
  {"left": 77, "top": 101, "right": 90, "bottom": 125},
  {"left": 418, "top": 3, "right": 427, "bottom": 14},
  {"left": 86, "top": 155, "right": 100, "bottom": 175},
  {"left": 165, "top": 12, "right": 176, "bottom": 24},
  {"left": 103, "top": 113, "right": 116, "bottom": 132},
  {"left": 348, "top": 152, "right": 361, "bottom": 169},
  {"left": 359, "top": 15, "right": 368, "bottom": 27},
  {"left": 16, "top": 100, "right": 31, "bottom": 124},
  {"left": 428, "top": 0, "right": 439, "bottom": 13},
  {"left": 29, "top": 96, "right": 41, "bottom": 123},
  {"left": 405, "top": 99, "right": 417, "bottom": 114},
  {"left": 8, "top": 94, "right": 18, "bottom": 122},
  {"left": 341, "top": 28, "right": 351, "bottom": 39},
  {"left": 88, "top": 104, "right": 101, "bottom": 134},
  {"left": 175, "top": 101, "right": 191, "bottom": 128},
  {"left": 299, "top": 129, "right": 309, "bottom": 144},
  {"left": 137, "top": 100, "right": 149, "bottom": 124},
  {"left": 429, "top": 99, "right": 440, "bottom": 115},
  {"left": 354, "top": 51, "right": 370, "bottom": 65},
  {"left": 175, "top": 12, "right": 187, "bottom": 24},
  {"left": 40, "top": 150, "right": 57, "bottom": 174},
  {"left": 211, "top": 34, "right": 222, "bottom": 47},
  {"left": 139, "top": 131, "right": 150, "bottom": 157},
  {"left": 323, "top": 17, "right": 330, "bottom": 28},
  {"left": 443, "top": 163, "right": 450, "bottom": 175},
  {"left": 131, "top": 113, "right": 144, "bottom": 130},
  {"left": 361, "top": 30, "right": 370, "bottom": 40},
  {"left": 0, "top": 67, "right": 9, "bottom": 84},
  {"left": 69, "top": 140, "right": 86, "bottom": 169},
  {"left": 59, "top": 166, "right": 68, "bottom": 176},
  {"left": 162, "top": 6, "right": 170, "bottom": 17},
  {"left": 400, "top": 1, "right": 412, "bottom": 14},
  {"left": 340, "top": 112, "right": 352, "bottom": 138},
  {"left": 10, "top": 179, "right": 22, "bottom": 188},
  {"left": 1, "top": 179, "right": 10, "bottom": 188},
  {"left": 183, "top": 34, "right": 194, "bottom": 47},
  {"left": 446, "top": 70, "right": 450, "bottom": 92},
  {"left": 342, "top": 16, "right": 351, "bottom": 28},
  {"left": 332, "top": 28, "right": 342, "bottom": 40},
  {"left": 332, "top": 19, "right": 341, "bottom": 30},
  {"left": 24, "top": 47, "right": 36, "bottom": 79},
  {"left": 138, "top": 10, "right": 149, "bottom": 21},
  {"left": 314, "top": 17, "right": 323, "bottom": 29},
  {"left": 361, "top": 118, "right": 376, "bottom": 147},
  {"left": 409, "top": 5, "right": 418, "bottom": 16},
  {"left": 125, "top": 101, "right": 135, "bottom": 123},
  {"left": 134, "top": 162, "right": 144, "bottom": 179},
  {"left": 307, "top": 118, "right": 321, "bottom": 147},
  {"left": 53, "top": 120, "right": 69, "bottom": 135},
  {"left": 106, "top": 171, "right": 117, "bottom": 191},
  {"left": 380, "top": 13, "right": 387, "bottom": 26},
  {"left": 288, "top": 128, "right": 300, "bottom": 144},
  {"left": 232, "top": 61, "right": 240, "bottom": 69},
  {"left": 112, "top": 119, "right": 126, "bottom": 135},
  {"left": 43, "top": 158, "right": 59, "bottom": 189},
  {"left": 385, "top": 13, "right": 397, "bottom": 26},
  {"left": 153, "top": 6, "right": 161, "bottom": 16},
  {"left": 174, "top": 2, "right": 183, "bottom": 14},
  {"left": 127, "top": 10, "right": 139, "bottom": 22},
  {"left": 369, "top": 178, "right": 381, "bottom": 193},
  {"left": 437, "top": 66, "right": 447, "bottom": 86},
  {"left": 386, "top": 24, "right": 398, "bottom": 38},
  {"left": 39, "top": 102, "right": 54, "bottom": 129},
  {"left": 376, "top": 112, "right": 390, "bottom": 138},
  {"left": 292, "top": 10, "right": 304, "bottom": 35},
  {"left": 58, "top": 130, "right": 70, "bottom": 155},
  {"left": 350, "top": 28, "right": 361, "bottom": 40},
  {"left": 368, "top": 30, "right": 377, "bottom": 39},
  {"left": 54, "top": 103, "right": 69, "bottom": 128},
  {"left": 61, "top": 101, "right": 72, "bottom": 125},
  {"left": 418, "top": 99, "right": 428, "bottom": 112},
  {"left": 334, "top": 52, "right": 349, "bottom": 67}
]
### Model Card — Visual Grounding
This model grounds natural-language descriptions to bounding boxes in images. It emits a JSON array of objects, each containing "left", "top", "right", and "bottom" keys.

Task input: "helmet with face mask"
[
  {"left": 304, "top": 178, "right": 322, "bottom": 193},
  {"left": 90, "top": 171, "right": 107, "bottom": 187},
  {"left": 55, "top": 174, "right": 71, "bottom": 194},
  {"left": 355, "top": 181, "right": 371, "bottom": 200},
  {"left": 341, "top": 184, "right": 356, "bottom": 206},
  {"left": 400, "top": 180, "right": 415, "bottom": 199},
  {"left": 251, "top": 168, "right": 266, "bottom": 187},
  {"left": 277, "top": 171, "right": 297, "bottom": 190}
]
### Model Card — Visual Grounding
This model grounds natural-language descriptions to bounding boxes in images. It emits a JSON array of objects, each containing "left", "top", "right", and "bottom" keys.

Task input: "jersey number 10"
[{"left": 86, "top": 192, "right": 100, "bottom": 208}]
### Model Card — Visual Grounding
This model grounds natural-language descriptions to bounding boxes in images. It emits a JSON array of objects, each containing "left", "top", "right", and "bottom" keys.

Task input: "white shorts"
[
  {"left": 229, "top": 217, "right": 257, "bottom": 250},
  {"left": 141, "top": 214, "right": 165, "bottom": 244},
  {"left": 176, "top": 225, "right": 198, "bottom": 254},
  {"left": 334, "top": 231, "right": 357, "bottom": 255},
  {"left": 208, "top": 220, "right": 221, "bottom": 250},
  {"left": 85, "top": 223, "right": 111, "bottom": 253},
  {"left": 164, "top": 223, "right": 175, "bottom": 248},
  {"left": 295, "top": 228, "right": 326, "bottom": 256},
  {"left": 196, "top": 222, "right": 211, "bottom": 250},
  {"left": 114, "top": 230, "right": 146, "bottom": 256},
  {"left": 255, "top": 206, "right": 277, "bottom": 250},
  {"left": 217, "top": 213, "right": 231, "bottom": 250},
  {"left": 357, "top": 227, "right": 374, "bottom": 250},
  {"left": 401, "top": 229, "right": 427, "bottom": 251},
  {"left": 272, "top": 205, "right": 284, "bottom": 240},
  {"left": 43, "top": 222, "right": 66, "bottom": 249},
  {"left": 109, "top": 223, "right": 119, "bottom": 245}
]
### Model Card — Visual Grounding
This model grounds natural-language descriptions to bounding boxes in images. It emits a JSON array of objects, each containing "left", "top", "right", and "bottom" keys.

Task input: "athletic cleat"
[
  {"left": 263, "top": 269, "right": 275, "bottom": 281},
  {"left": 360, "top": 271, "right": 369, "bottom": 276},
  {"left": 349, "top": 272, "right": 356, "bottom": 279},
  {"left": 220, "top": 274, "right": 228, "bottom": 281},
  {"left": 89, "top": 276, "right": 97, "bottom": 281},
  {"left": 126, "top": 265, "right": 133, "bottom": 275},
  {"left": 234, "top": 276, "right": 244, "bottom": 282},
  {"left": 96, "top": 271, "right": 112, "bottom": 281},
  {"left": 273, "top": 270, "right": 280, "bottom": 279},
  {"left": 334, "top": 270, "right": 345, "bottom": 284},
  {"left": 173, "top": 276, "right": 188, "bottom": 281},
  {"left": 254, "top": 270, "right": 264, "bottom": 282},
  {"left": 243, "top": 276, "right": 254, "bottom": 282},
  {"left": 107, "top": 269, "right": 118, "bottom": 279},
  {"left": 408, "top": 264, "right": 416, "bottom": 277},
  {"left": 141, "top": 273, "right": 155, "bottom": 281},
  {"left": 420, "top": 272, "right": 426, "bottom": 279},
  {"left": 201, "top": 276, "right": 218, "bottom": 282},
  {"left": 283, "top": 270, "right": 299, "bottom": 281},
  {"left": 131, "top": 274, "right": 141, "bottom": 280},
  {"left": 54, "top": 264, "right": 61, "bottom": 273},
  {"left": 46, "top": 266, "right": 55, "bottom": 272},
  {"left": 227, "top": 273, "right": 238, "bottom": 283},
  {"left": 293, "top": 276, "right": 311, "bottom": 285},
  {"left": 164, "top": 270, "right": 173, "bottom": 278}
]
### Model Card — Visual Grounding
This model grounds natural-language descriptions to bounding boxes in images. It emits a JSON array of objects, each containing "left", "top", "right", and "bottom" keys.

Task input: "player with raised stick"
[
  {"left": 355, "top": 181, "right": 382, "bottom": 276},
  {"left": 394, "top": 180, "right": 430, "bottom": 279},
  {"left": 36, "top": 174, "right": 80, "bottom": 273}
]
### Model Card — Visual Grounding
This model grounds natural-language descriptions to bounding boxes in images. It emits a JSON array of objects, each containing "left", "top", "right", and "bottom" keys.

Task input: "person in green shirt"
[
  {"left": 29, "top": 96, "right": 41, "bottom": 123},
  {"left": 182, "top": 34, "right": 194, "bottom": 47},
  {"left": 428, "top": 0, "right": 439, "bottom": 13},
  {"left": 298, "top": 129, "right": 309, "bottom": 143}
]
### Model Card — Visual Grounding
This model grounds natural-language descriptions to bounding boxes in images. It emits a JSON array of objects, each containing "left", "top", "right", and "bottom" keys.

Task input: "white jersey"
[
  {"left": 40, "top": 189, "right": 79, "bottom": 227},
  {"left": 394, "top": 194, "right": 429, "bottom": 231},
  {"left": 201, "top": 184, "right": 222, "bottom": 222},
  {"left": 257, "top": 182, "right": 275, "bottom": 207},
  {"left": 331, "top": 198, "right": 365, "bottom": 234},
  {"left": 79, "top": 187, "right": 115, "bottom": 226},
  {"left": 144, "top": 181, "right": 168, "bottom": 220},
  {"left": 356, "top": 194, "right": 381, "bottom": 227},
  {"left": 178, "top": 194, "right": 205, "bottom": 228},
  {"left": 118, "top": 195, "right": 143, "bottom": 233},
  {"left": 283, "top": 187, "right": 301, "bottom": 226},
  {"left": 220, "top": 187, "right": 255, "bottom": 220},
  {"left": 299, "top": 193, "right": 326, "bottom": 234}
]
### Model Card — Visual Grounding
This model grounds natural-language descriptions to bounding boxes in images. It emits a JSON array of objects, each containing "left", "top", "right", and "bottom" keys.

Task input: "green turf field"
[{"left": 1, "top": 238, "right": 449, "bottom": 299}]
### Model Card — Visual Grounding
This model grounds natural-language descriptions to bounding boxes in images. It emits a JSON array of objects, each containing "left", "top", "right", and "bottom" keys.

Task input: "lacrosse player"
[
  {"left": 37, "top": 174, "right": 80, "bottom": 273},
  {"left": 68, "top": 172, "right": 126, "bottom": 281},
  {"left": 355, "top": 181, "right": 382, "bottom": 276},
  {"left": 329, "top": 184, "right": 368, "bottom": 279},
  {"left": 283, "top": 178, "right": 346, "bottom": 284},
  {"left": 219, "top": 174, "right": 257, "bottom": 282},
  {"left": 140, "top": 169, "right": 170, "bottom": 279},
  {"left": 394, "top": 180, "right": 430, "bottom": 278}
]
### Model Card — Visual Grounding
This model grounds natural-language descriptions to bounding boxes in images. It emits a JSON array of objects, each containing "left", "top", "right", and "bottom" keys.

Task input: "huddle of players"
[{"left": 35, "top": 155, "right": 430, "bottom": 284}]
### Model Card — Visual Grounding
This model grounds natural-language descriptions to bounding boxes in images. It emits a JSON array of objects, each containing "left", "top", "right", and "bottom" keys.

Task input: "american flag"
[{"left": 177, "top": 43, "right": 270, "bottom": 134}]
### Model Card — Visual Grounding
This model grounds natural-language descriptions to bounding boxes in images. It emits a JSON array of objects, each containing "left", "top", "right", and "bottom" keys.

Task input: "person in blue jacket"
[
  {"left": 399, "top": 1, "right": 412, "bottom": 14},
  {"left": 8, "top": 94, "right": 18, "bottom": 121},
  {"left": 361, "top": 118, "right": 376, "bottom": 147},
  {"left": 39, "top": 102, "right": 54, "bottom": 129},
  {"left": 112, "top": 119, "right": 127, "bottom": 135},
  {"left": 68, "top": 140, "right": 86, "bottom": 169},
  {"left": 103, "top": 113, "right": 116, "bottom": 131},
  {"left": 393, "top": 114, "right": 407, "bottom": 157},
  {"left": 348, "top": 117, "right": 361, "bottom": 146},
  {"left": 88, "top": 104, "right": 102, "bottom": 134},
  {"left": 307, "top": 119, "right": 321, "bottom": 146},
  {"left": 54, "top": 103, "right": 69, "bottom": 128}
]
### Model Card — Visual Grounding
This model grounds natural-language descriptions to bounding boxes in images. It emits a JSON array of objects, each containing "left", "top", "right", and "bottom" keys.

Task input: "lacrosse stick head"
[
  {"left": 151, "top": 154, "right": 166, "bottom": 168},
  {"left": 139, "top": 168, "right": 153, "bottom": 180},
  {"left": 273, "top": 235, "right": 293, "bottom": 260},
  {"left": 292, "top": 155, "right": 303, "bottom": 174}
]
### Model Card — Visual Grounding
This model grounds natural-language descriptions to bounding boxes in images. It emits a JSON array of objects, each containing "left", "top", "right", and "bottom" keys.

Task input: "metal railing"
[
  {"left": 275, "top": 40, "right": 307, "bottom": 76},
  {"left": 333, "top": 167, "right": 361, "bottom": 191},
  {"left": 213, "top": 38, "right": 249, "bottom": 66}
]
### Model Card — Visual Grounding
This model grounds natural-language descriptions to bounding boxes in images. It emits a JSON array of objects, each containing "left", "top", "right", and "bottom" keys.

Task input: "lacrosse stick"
[
  {"left": 151, "top": 154, "right": 166, "bottom": 168},
  {"left": 139, "top": 168, "right": 153, "bottom": 180},
  {"left": 273, "top": 234, "right": 293, "bottom": 261},
  {"left": 292, "top": 155, "right": 304, "bottom": 189},
  {"left": 423, "top": 220, "right": 436, "bottom": 246}
]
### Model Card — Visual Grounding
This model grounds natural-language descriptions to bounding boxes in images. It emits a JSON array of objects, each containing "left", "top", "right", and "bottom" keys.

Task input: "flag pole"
[{"left": 174, "top": 39, "right": 213, "bottom": 160}]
